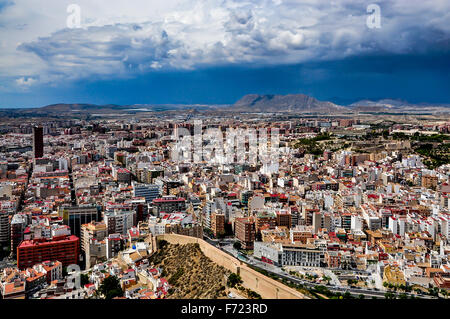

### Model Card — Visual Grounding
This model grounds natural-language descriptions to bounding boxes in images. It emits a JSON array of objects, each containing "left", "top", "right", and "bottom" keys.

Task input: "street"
[{"left": 209, "top": 238, "right": 438, "bottom": 300}]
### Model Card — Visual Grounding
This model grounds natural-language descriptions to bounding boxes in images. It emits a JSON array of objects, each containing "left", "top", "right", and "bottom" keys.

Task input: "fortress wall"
[{"left": 157, "top": 234, "right": 307, "bottom": 299}]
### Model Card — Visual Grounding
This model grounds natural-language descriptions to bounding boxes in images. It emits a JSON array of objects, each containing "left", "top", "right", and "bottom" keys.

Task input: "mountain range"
[
  {"left": 231, "top": 94, "right": 346, "bottom": 112},
  {"left": 1, "top": 94, "right": 449, "bottom": 118}
]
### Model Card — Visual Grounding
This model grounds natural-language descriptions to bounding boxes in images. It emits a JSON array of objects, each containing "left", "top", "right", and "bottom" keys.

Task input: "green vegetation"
[
  {"left": 427, "top": 287, "right": 440, "bottom": 297},
  {"left": 158, "top": 239, "right": 168, "bottom": 249},
  {"left": 235, "top": 284, "right": 262, "bottom": 299},
  {"left": 312, "top": 133, "right": 332, "bottom": 142},
  {"left": 391, "top": 133, "right": 450, "bottom": 169},
  {"left": 416, "top": 143, "right": 450, "bottom": 169},
  {"left": 227, "top": 273, "right": 243, "bottom": 288},
  {"left": 293, "top": 133, "right": 331, "bottom": 156},
  {"left": 361, "top": 130, "right": 385, "bottom": 140},
  {"left": 321, "top": 276, "right": 331, "bottom": 285},
  {"left": 233, "top": 241, "right": 242, "bottom": 250},
  {"left": 168, "top": 267, "right": 185, "bottom": 285},
  {"left": 246, "top": 289, "right": 262, "bottom": 299},
  {"left": 391, "top": 132, "right": 450, "bottom": 143},
  {"left": 226, "top": 273, "right": 261, "bottom": 299},
  {"left": 382, "top": 282, "right": 412, "bottom": 292},
  {"left": 309, "top": 285, "right": 356, "bottom": 299},
  {"left": 384, "top": 292, "right": 397, "bottom": 299},
  {"left": 346, "top": 279, "right": 358, "bottom": 286},
  {"left": 99, "top": 275, "right": 124, "bottom": 299},
  {"left": 249, "top": 265, "right": 279, "bottom": 280},
  {"left": 80, "top": 273, "right": 90, "bottom": 287},
  {"left": 411, "top": 133, "right": 449, "bottom": 143}
]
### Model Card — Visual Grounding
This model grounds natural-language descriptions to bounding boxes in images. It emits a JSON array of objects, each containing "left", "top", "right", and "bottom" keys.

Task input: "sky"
[{"left": 0, "top": 0, "right": 449, "bottom": 108}]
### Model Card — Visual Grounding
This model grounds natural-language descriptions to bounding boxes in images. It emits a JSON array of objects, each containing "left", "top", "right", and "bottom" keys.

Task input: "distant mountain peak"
[{"left": 232, "top": 93, "right": 345, "bottom": 112}]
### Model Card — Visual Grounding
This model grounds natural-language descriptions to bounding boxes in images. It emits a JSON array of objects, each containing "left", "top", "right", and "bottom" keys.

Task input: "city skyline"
[{"left": 0, "top": 0, "right": 449, "bottom": 108}]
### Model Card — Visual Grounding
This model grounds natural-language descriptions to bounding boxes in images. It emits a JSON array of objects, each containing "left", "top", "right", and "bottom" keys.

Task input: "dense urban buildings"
[{"left": 0, "top": 110, "right": 450, "bottom": 300}]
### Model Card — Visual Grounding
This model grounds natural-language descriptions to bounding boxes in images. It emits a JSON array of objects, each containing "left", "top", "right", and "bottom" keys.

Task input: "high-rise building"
[
  {"left": 104, "top": 210, "right": 136, "bottom": 236},
  {"left": 0, "top": 211, "right": 10, "bottom": 245},
  {"left": 255, "top": 211, "right": 277, "bottom": 232},
  {"left": 58, "top": 205, "right": 102, "bottom": 239},
  {"left": 32, "top": 126, "right": 44, "bottom": 159},
  {"left": 276, "top": 211, "right": 292, "bottom": 229},
  {"left": 17, "top": 235, "right": 79, "bottom": 269},
  {"left": 10, "top": 214, "right": 29, "bottom": 257},
  {"left": 81, "top": 222, "right": 107, "bottom": 269},
  {"left": 211, "top": 212, "right": 225, "bottom": 237},
  {"left": 132, "top": 182, "right": 160, "bottom": 203},
  {"left": 235, "top": 217, "right": 256, "bottom": 250},
  {"left": 152, "top": 196, "right": 186, "bottom": 216}
]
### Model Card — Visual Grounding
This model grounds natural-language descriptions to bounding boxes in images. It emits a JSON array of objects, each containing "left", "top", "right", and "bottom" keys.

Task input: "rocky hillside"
[
  {"left": 232, "top": 94, "right": 346, "bottom": 112},
  {"left": 149, "top": 241, "right": 231, "bottom": 299}
]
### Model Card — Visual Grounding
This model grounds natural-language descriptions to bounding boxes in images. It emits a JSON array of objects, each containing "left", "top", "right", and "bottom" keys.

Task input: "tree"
[
  {"left": 322, "top": 276, "right": 331, "bottom": 284},
  {"left": 385, "top": 292, "right": 397, "bottom": 299},
  {"left": 233, "top": 241, "right": 242, "bottom": 251},
  {"left": 80, "top": 273, "right": 90, "bottom": 287},
  {"left": 347, "top": 279, "right": 357, "bottom": 286},
  {"left": 99, "top": 275, "right": 124, "bottom": 299},
  {"left": 427, "top": 287, "right": 439, "bottom": 297},
  {"left": 227, "top": 273, "right": 243, "bottom": 288},
  {"left": 343, "top": 291, "right": 353, "bottom": 299},
  {"left": 247, "top": 289, "right": 262, "bottom": 299}
]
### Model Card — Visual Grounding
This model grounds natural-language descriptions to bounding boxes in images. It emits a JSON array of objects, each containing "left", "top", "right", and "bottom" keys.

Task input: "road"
[{"left": 206, "top": 237, "right": 438, "bottom": 300}]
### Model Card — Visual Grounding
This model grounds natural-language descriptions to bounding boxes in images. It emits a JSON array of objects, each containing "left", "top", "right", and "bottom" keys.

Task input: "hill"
[
  {"left": 349, "top": 99, "right": 450, "bottom": 111},
  {"left": 232, "top": 94, "right": 347, "bottom": 112},
  {"left": 149, "top": 241, "right": 231, "bottom": 299}
]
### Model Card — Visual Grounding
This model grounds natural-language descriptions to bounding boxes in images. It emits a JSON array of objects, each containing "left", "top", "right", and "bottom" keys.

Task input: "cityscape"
[
  {"left": 0, "top": 108, "right": 449, "bottom": 300},
  {"left": 0, "top": 0, "right": 449, "bottom": 310}
]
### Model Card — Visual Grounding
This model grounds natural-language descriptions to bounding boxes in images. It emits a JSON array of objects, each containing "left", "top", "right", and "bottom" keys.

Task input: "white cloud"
[
  {"left": 15, "top": 76, "right": 37, "bottom": 86},
  {"left": 0, "top": 0, "right": 448, "bottom": 89}
]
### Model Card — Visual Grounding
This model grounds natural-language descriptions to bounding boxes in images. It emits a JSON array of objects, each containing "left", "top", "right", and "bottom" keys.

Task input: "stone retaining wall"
[{"left": 157, "top": 234, "right": 307, "bottom": 299}]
